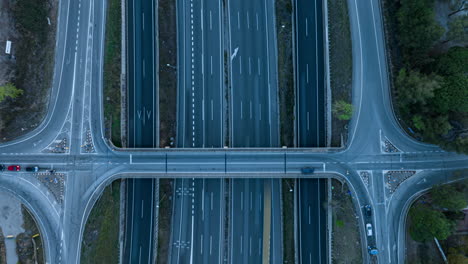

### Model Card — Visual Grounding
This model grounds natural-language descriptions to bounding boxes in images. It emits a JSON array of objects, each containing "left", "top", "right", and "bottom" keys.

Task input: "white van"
[{"left": 366, "top": 223, "right": 373, "bottom": 236}]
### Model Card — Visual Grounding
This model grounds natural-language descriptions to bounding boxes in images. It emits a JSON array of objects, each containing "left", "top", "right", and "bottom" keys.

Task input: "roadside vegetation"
[
  {"left": 327, "top": 0, "right": 353, "bottom": 147},
  {"left": 275, "top": 0, "right": 294, "bottom": 147},
  {"left": 103, "top": 0, "right": 122, "bottom": 147},
  {"left": 281, "top": 179, "right": 295, "bottom": 263},
  {"left": 383, "top": 0, "right": 468, "bottom": 153},
  {"left": 406, "top": 174, "right": 468, "bottom": 263},
  {"left": 16, "top": 206, "right": 45, "bottom": 264},
  {"left": 0, "top": 0, "right": 57, "bottom": 142},
  {"left": 156, "top": 179, "right": 173, "bottom": 264},
  {"left": 0, "top": 228, "right": 6, "bottom": 264},
  {"left": 158, "top": 0, "right": 177, "bottom": 147},
  {"left": 330, "top": 180, "right": 362, "bottom": 263},
  {"left": 81, "top": 180, "right": 121, "bottom": 264}
]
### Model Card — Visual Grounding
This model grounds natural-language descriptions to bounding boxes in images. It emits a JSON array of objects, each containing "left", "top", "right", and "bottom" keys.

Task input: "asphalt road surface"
[
  {"left": 295, "top": 0, "right": 325, "bottom": 147},
  {"left": 124, "top": 0, "right": 158, "bottom": 263},
  {"left": 123, "top": 179, "right": 155, "bottom": 264},
  {"left": 297, "top": 179, "right": 327, "bottom": 264},
  {"left": 170, "top": 0, "right": 225, "bottom": 262},
  {"left": 228, "top": 0, "right": 279, "bottom": 147},
  {"left": 1, "top": 0, "right": 467, "bottom": 263},
  {"left": 127, "top": 0, "right": 158, "bottom": 148},
  {"left": 176, "top": 0, "right": 224, "bottom": 148},
  {"left": 227, "top": 0, "right": 282, "bottom": 262}
]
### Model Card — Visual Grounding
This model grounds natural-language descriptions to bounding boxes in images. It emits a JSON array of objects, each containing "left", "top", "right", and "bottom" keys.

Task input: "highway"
[
  {"left": 228, "top": 0, "right": 279, "bottom": 147},
  {"left": 297, "top": 179, "right": 327, "bottom": 264},
  {"left": 176, "top": 0, "right": 223, "bottom": 148},
  {"left": 170, "top": 0, "right": 225, "bottom": 262},
  {"left": 294, "top": 0, "right": 328, "bottom": 262},
  {"left": 227, "top": 0, "right": 283, "bottom": 262},
  {"left": 0, "top": 0, "right": 467, "bottom": 263},
  {"left": 124, "top": 0, "right": 158, "bottom": 263},
  {"left": 127, "top": 0, "right": 158, "bottom": 148},
  {"left": 295, "top": 0, "right": 325, "bottom": 147},
  {"left": 123, "top": 179, "right": 155, "bottom": 263}
]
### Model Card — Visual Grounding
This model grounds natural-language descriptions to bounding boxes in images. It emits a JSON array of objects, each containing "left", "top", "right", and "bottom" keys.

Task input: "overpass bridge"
[{"left": 0, "top": 0, "right": 466, "bottom": 263}]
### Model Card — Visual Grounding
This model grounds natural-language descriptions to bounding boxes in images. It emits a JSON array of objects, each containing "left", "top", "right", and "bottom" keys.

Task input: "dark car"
[
  {"left": 7, "top": 165, "right": 21, "bottom": 171},
  {"left": 301, "top": 167, "right": 315, "bottom": 174},
  {"left": 0, "top": 165, "right": 4, "bottom": 171},
  {"left": 364, "top": 205, "right": 372, "bottom": 217},
  {"left": 25, "top": 166, "right": 39, "bottom": 172}
]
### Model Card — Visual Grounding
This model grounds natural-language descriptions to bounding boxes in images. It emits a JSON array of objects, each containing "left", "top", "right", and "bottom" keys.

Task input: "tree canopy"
[
  {"left": 431, "top": 184, "right": 467, "bottom": 211},
  {"left": 332, "top": 100, "right": 353, "bottom": 121},
  {"left": 397, "top": 0, "right": 444, "bottom": 67},
  {"left": 409, "top": 204, "right": 454, "bottom": 242},
  {"left": 0, "top": 83, "right": 23, "bottom": 102}
]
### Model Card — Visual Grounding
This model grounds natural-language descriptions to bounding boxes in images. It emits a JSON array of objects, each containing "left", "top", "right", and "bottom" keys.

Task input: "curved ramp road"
[{"left": 0, "top": 0, "right": 466, "bottom": 263}]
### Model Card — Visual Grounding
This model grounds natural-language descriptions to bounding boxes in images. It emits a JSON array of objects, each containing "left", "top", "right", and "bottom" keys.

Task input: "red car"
[{"left": 7, "top": 165, "right": 20, "bottom": 171}]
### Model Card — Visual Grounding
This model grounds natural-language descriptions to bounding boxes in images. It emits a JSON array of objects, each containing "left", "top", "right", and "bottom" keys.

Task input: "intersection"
[{"left": 0, "top": 0, "right": 466, "bottom": 264}]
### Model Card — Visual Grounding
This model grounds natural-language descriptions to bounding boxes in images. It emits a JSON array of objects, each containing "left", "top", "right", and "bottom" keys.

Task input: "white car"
[{"left": 366, "top": 223, "right": 373, "bottom": 236}]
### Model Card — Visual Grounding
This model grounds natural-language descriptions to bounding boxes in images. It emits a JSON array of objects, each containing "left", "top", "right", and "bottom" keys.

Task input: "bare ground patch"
[
  {"left": 327, "top": 0, "right": 352, "bottom": 147},
  {"left": 0, "top": 0, "right": 58, "bottom": 142},
  {"left": 156, "top": 179, "right": 174, "bottom": 264},
  {"left": 276, "top": 0, "right": 295, "bottom": 147},
  {"left": 16, "top": 205, "right": 45, "bottom": 264},
  {"left": 158, "top": 0, "right": 177, "bottom": 148},
  {"left": 331, "top": 180, "right": 362, "bottom": 263}
]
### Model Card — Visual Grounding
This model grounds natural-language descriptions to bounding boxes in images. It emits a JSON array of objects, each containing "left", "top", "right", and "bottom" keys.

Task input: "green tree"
[
  {"left": 397, "top": 0, "right": 444, "bottom": 67},
  {"left": 446, "top": 15, "right": 468, "bottom": 43},
  {"left": 432, "top": 74, "right": 468, "bottom": 114},
  {"left": 332, "top": 100, "right": 353, "bottom": 121},
  {"left": 409, "top": 204, "right": 454, "bottom": 242},
  {"left": 395, "top": 68, "right": 440, "bottom": 108},
  {"left": 0, "top": 83, "right": 23, "bottom": 102},
  {"left": 433, "top": 47, "right": 468, "bottom": 76},
  {"left": 412, "top": 115, "right": 426, "bottom": 131},
  {"left": 431, "top": 184, "right": 467, "bottom": 211},
  {"left": 421, "top": 114, "right": 452, "bottom": 142}
]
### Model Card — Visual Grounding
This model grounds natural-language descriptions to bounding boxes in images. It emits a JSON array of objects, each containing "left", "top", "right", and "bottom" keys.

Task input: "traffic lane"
[
  {"left": 193, "top": 179, "right": 223, "bottom": 263},
  {"left": 124, "top": 179, "right": 155, "bottom": 264},
  {"left": 229, "top": 0, "right": 275, "bottom": 147},
  {"left": 138, "top": 0, "right": 157, "bottom": 148},
  {"left": 270, "top": 179, "right": 283, "bottom": 264},
  {"left": 298, "top": 179, "right": 327, "bottom": 264},
  {"left": 202, "top": 0, "right": 223, "bottom": 148},
  {"left": 176, "top": 0, "right": 204, "bottom": 148},
  {"left": 231, "top": 179, "right": 264, "bottom": 263},
  {"left": 295, "top": 0, "right": 325, "bottom": 148},
  {"left": 170, "top": 179, "right": 194, "bottom": 264}
]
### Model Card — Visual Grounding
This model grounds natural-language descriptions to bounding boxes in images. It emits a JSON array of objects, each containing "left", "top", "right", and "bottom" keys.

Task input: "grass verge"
[
  {"left": 103, "top": 0, "right": 122, "bottom": 147},
  {"left": 158, "top": 0, "right": 177, "bottom": 147},
  {"left": 276, "top": 0, "right": 295, "bottom": 147},
  {"left": 16, "top": 205, "right": 45, "bottom": 264},
  {"left": 331, "top": 180, "right": 362, "bottom": 263},
  {"left": 327, "top": 0, "right": 353, "bottom": 147},
  {"left": 81, "top": 180, "right": 120, "bottom": 264},
  {"left": 282, "top": 179, "right": 295, "bottom": 263},
  {"left": 156, "top": 179, "right": 174, "bottom": 263}
]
